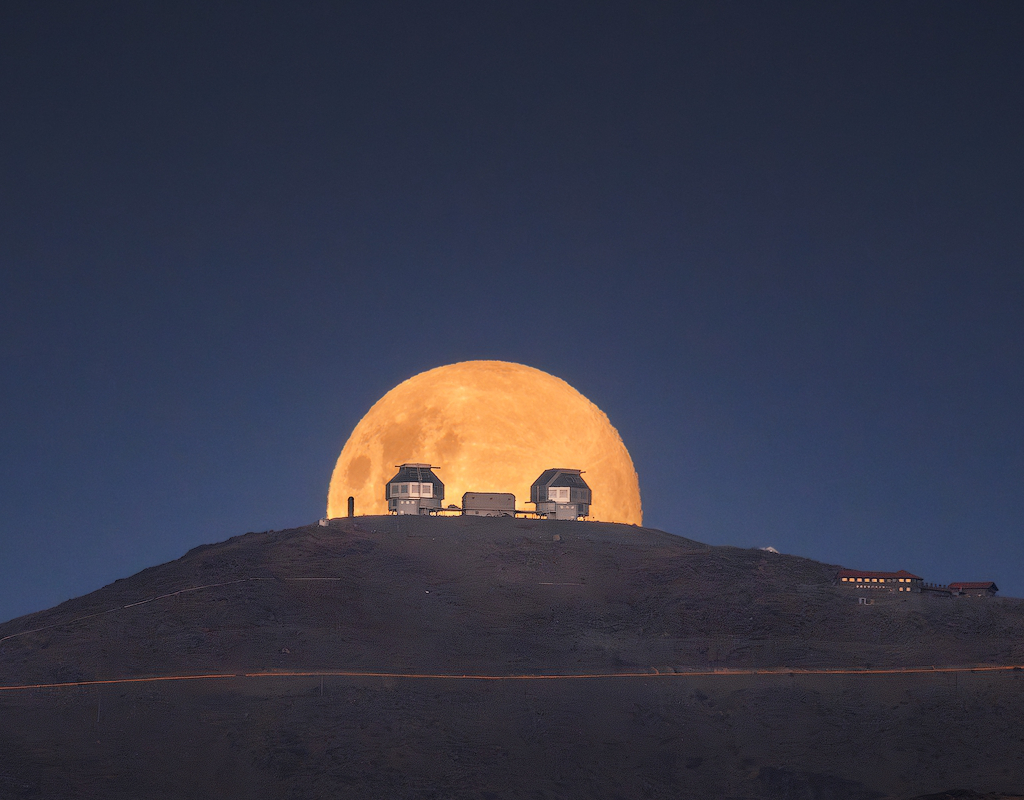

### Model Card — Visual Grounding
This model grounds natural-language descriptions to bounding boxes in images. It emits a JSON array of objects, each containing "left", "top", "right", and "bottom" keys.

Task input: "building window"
[{"left": 421, "top": 483, "right": 433, "bottom": 498}]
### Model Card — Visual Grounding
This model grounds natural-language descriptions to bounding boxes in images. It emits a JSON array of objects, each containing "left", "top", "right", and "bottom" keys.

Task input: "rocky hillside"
[{"left": 1, "top": 516, "right": 1022, "bottom": 799}]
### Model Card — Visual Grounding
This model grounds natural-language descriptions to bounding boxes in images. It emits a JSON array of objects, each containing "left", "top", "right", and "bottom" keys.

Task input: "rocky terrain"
[{"left": 1, "top": 515, "right": 1023, "bottom": 798}]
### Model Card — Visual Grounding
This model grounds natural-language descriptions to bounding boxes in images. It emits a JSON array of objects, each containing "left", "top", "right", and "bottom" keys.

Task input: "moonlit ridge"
[{"left": 327, "top": 361, "right": 642, "bottom": 524}]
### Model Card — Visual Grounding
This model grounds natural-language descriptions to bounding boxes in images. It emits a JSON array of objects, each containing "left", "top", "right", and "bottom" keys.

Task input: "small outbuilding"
[
  {"left": 386, "top": 463, "right": 444, "bottom": 515},
  {"left": 462, "top": 492, "right": 515, "bottom": 517},
  {"left": 530, "top": 468, "right": 591, "bottom": 520},
  {"left": 949, "top": 581, "right": 999, "bottom": 598}
]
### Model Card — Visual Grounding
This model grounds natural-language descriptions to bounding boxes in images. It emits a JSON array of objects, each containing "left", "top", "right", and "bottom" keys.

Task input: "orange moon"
[{"left": 327, "top": 361, "right": 642, "bottom": 524}]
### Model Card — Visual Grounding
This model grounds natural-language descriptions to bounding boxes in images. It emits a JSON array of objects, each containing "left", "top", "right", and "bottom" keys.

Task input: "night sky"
[{"left": 2, "top": 2, "right": 1022, "bottom": 623}]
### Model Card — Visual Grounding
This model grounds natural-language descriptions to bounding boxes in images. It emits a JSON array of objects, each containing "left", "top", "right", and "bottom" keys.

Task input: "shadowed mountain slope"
[{"left": 1, "top": 517, "right": 1023, "bottom": 799}]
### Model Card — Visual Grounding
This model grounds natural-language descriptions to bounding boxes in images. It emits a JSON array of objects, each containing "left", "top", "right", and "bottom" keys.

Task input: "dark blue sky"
[{"left": 2, "top": 2, "right": 1022, "bottom": 622}]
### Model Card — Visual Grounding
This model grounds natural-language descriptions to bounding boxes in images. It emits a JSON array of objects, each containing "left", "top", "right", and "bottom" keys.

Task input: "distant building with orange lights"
[
  {"left": 837, "top": 569, "right": 923, "bottom": 594},
  {"left": 837, "top": 570, "right": 1000, "bottom": 599}
]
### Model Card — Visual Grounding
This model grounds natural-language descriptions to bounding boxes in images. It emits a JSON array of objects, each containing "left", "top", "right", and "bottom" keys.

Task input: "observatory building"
[
  {"left": 387, "top": 463, "right": 444, "bottom": 515},
  {"left": 531, "top": 469, "right": 591, "bottom": 520}
]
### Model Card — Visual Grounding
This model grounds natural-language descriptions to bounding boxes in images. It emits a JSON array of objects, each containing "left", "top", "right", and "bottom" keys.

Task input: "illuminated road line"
[{"left": 1, "top": 665, "right": 1020, "bottom": 692}]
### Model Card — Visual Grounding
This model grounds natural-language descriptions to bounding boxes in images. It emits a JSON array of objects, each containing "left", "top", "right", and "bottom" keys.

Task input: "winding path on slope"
[
  {"left": 2, "top": 664, "right": 1022, "bottom": 692},
  {"left": 3, "top": 573, "right": 1021, "bottom": 693}
]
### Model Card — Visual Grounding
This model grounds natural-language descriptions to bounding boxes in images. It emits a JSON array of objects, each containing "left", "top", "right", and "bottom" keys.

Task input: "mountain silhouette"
[{"left": 1, "top": 516, "right": 1022, "bottom": 798}]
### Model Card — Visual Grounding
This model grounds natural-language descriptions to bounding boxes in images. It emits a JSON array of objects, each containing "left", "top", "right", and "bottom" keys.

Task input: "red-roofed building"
[
  {"left": 949, "top": 581, "right": 999, "bottom": 598},
  {"left": 837, "top": 569, "right": 923, "bottom": 594}
]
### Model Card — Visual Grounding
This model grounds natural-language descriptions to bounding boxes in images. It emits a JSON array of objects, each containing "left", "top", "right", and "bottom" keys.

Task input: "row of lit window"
[
  {"left": 851, "top": 584, "right": 913, "bottom": 592},
  {"left": 841, "top": 577, "right": 915, "bottom": 583}
]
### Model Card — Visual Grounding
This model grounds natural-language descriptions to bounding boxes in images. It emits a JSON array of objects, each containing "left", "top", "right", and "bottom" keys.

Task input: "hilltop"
[{"left": 1, "top": 516, "right": 1023, "bottom": 799}]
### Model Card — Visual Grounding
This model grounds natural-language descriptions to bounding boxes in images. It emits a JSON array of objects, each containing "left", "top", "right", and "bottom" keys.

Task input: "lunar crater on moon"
[{"left": 327, "top": 360, "right": 641, "bottom": 524}]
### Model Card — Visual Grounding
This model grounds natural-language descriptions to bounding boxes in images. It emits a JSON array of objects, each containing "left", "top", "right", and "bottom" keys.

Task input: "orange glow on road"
[{"left": 2, "top": 665, "right": 1020, "bottom": 692}]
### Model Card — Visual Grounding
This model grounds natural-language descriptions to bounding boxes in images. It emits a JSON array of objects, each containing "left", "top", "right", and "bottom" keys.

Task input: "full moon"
[{"left": 327, "top": 361, "right": 642, "bottom": 524}]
